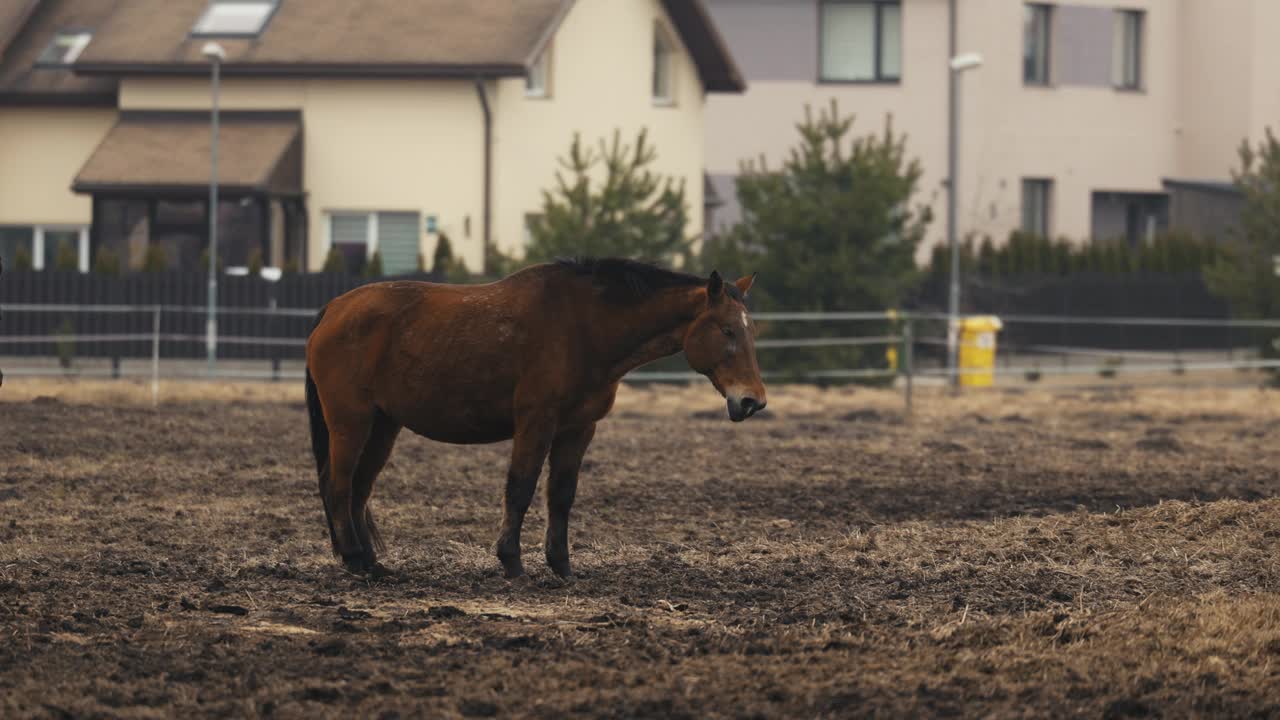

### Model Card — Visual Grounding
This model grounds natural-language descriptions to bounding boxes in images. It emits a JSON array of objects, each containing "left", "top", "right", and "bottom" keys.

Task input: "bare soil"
[{"left": 3, "top": 382, "right": 1280, "bottom": 718}]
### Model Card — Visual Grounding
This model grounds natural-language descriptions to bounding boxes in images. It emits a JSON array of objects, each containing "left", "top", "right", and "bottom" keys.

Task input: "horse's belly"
[{"left": 402, "top": 416, "right": 515, "bottom": 445}]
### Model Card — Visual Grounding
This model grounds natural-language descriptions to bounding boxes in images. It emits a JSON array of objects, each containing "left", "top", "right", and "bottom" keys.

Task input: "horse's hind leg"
[
  {"left": 324, "top": 411, "right": 375, "bottom": 574},
  {"left": 351, "top": 410, "right": 401, "bottom": 576}
]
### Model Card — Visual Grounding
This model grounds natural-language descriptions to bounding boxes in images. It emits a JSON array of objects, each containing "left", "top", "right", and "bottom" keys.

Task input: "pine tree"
[
  {"left": 1205, "top": 128, "right": 1280, "bottom": 372},
  {"left": 432, "top": 233, "right": 454, "bottom": 272},
  {"left": 525, "top": 128, "right": 690, "bottom": 265},
  {"left": 698, "top": 100, "right": 930, "bottom": 378}
]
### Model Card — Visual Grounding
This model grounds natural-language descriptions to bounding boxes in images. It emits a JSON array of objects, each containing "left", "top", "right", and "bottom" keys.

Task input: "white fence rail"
[{"left": 3, "top": 303, "right": 1278, "bottom": 410}]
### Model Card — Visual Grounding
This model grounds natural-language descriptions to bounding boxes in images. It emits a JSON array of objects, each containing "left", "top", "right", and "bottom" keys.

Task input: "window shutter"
[
  {"left": 377, "top": 212, "right": 421, "bottom": 275},
  {"left": 821, "top": 4, "right": 875, "bottom": 81}
]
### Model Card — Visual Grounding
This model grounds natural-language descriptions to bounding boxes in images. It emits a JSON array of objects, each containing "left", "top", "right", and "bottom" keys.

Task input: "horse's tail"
[
  {"left": 0, "top": 256, "right": 5, "bottom": 389},
  {"left": 306, "top": 307, "right": 340, "bottom": 556}
]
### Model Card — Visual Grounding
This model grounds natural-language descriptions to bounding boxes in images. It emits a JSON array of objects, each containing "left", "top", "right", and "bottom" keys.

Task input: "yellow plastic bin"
[{"left": 959, "top": 316, "right": 1002, "bottom": 387}]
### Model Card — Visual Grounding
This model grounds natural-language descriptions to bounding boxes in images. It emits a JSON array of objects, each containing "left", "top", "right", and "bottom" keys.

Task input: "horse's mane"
[{"left": 552, "top": 257, "right": 709, "bottom": 304}]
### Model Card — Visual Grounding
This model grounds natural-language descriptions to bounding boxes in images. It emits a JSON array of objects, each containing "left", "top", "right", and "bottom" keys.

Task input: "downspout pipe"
[{"left": 474, "top": 77, "right": 493, "bottom": 276}]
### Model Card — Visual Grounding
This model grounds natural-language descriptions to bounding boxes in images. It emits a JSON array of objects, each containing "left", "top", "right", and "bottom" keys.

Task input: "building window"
[
  {"left": 328, "top": 211, "right": 422, "bottom": 275},
  {"left": 1023, "top": 4, "right": 1052, "bottom": 85},
  {"left": 0, "top": 226, "right": 88, "bottom": 272},
  {"left": 1022, "top": 179, "right": 1053, "bottom": 238},
  {"left": 35, "top": 31, "right": 92, "bottom": 67},
  {"left": 527, "top": 45, "right": 551, "bottom": 98},
  {"left": 192, "top": 0, "right": 278, "bottom": 37},
  {"left": 653, "top": 22, "right": 675, "bottom": 104},
  {"left": 0, "top": 227, "right": 34, "bottom": 270},
  {"left": 1113, "top": 10, "right": 1143, "bottom": 90},
  {"left": 329, "top": 213, "right": 370, "bottom": 273},
  {"left": 820, "top": 1, "right": 901, "bottom": 83}
]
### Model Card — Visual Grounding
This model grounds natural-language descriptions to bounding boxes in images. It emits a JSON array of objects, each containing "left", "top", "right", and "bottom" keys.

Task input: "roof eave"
[
  {"left": 72, "top": 61, "right": 528, "bottom": 79},
  {"left": 661, "top": 0, "right": 746, "bottom": 93},
  {"left": 0, "top": 90, "right": 118, "bottom": 107},
  {"left": 72, "top": 181, "right": 289, "bottom": 196}
]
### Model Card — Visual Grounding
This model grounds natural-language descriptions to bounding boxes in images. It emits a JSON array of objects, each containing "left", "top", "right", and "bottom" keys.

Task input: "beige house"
[
  {"left": 0, "top": 0, "right": 742, "bottom": 274},
  {"left": 704, "top": 0, "right": 1279, "bottom": 255}
]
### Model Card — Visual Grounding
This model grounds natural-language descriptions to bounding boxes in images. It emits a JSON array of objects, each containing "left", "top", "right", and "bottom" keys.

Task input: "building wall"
[
  {"left": 490, "top": 0, "right": 707, "bottom": 261},
  {"left": 120, "top": 76, "right": 485, "bottom": 271},
  {"left": 704, "top": 0, "right": 1267, "bottom": 259},
  {"left": 1173, "top": 0, "right": 1253, "bottom": 179},
  {"left": 119, "top": 0, "right": 713, "bottom": 274},
  {"left": 0, "top": 107, "right": 116, "bottom": 227},
  {"left": 958, "top": 0, "right": 1179, "bottom": 246},
  {"left": 703, "top": 0, "right": 950, "bottom": 241}
]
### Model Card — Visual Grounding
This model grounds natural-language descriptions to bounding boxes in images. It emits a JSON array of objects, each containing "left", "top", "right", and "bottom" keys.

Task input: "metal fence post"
[
  {"left": 151, "top": 305, "right": 161, "bottom": 408},
  {"left": 903, "top": 317, "right": 914, "bottom": 416}
]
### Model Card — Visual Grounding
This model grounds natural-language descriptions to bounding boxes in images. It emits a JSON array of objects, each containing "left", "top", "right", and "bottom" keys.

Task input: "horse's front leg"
[
  {"left": 495, "top": 417, "right": 555, "bottom": 579},
  {"left": 545, "top": 423, "right": 596, "bottom": 579}
]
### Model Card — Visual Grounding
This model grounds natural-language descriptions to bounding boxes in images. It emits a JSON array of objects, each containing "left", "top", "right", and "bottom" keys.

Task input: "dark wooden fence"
[
  {"left": 0, "top": 270, "right": 446, "bottom": 362},
  {"left": 0, "top": 270, "right": 1246, "bottom": 368},
  {"left": 910, "top": 272, "right": 1237, "bottom": 352}
]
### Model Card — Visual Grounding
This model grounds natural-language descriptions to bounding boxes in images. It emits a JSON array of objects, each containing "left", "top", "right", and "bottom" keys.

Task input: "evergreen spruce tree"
[
  {"left": 525, "top": 128, "right": 690, "bottom": 265},
  {"left": 698, "top": 100, "right": 930, "bottom": 378}
]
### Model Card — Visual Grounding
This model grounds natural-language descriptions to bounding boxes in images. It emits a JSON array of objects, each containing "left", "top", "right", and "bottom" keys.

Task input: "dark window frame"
[
  {"left": 1021, "top": 178, "right": 1054, "bottom": 238},
  {"left": 652, "top": 21, "right": 677, "bottom": 105},
  {"left": 1114, "top": 9, "right": 1144, "bottom": 91},
  {"left": 818, "top": 0, "right": 903, "bottom": 85},
  {"left": 189, "top": 0, "right": 282, "bottom": 39},
  {"left": 1023, "top": 3, "right": 1053, "bottom": 87}
]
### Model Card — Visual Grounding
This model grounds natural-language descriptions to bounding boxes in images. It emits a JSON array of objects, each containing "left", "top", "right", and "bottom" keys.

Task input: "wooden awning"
[{"left": 73, "top": 111, "right": 302, "bottom": 196}]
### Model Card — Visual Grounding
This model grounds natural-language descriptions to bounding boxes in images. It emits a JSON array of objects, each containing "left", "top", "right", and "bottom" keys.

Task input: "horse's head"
[{"left": 683, "top": 271, "right": 767, "bottom": 422}]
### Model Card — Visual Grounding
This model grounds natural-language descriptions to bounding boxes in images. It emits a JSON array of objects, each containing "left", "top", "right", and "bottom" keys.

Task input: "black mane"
[{"left": 554, "top": 257, "right": 709, "bottom": 304}]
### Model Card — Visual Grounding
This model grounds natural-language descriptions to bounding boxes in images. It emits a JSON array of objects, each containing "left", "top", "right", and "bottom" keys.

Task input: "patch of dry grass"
[{"left": 3, "top": 386, "right": 1280, "bottom": 716}]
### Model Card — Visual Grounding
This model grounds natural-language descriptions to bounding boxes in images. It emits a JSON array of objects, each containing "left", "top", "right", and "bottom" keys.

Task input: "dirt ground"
[{"left": 3, "top": 379, "right": 1280, "bottom": 718}]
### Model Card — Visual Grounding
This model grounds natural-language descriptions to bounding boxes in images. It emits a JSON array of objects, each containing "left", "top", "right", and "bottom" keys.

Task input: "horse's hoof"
[
  {"left": 341, "top": 555, "right": 381, "bottom": 577},
  {"left": 506, "top": 573, "right": 533, "bottom": 587},
  {"left": 368, "top": 562, "right": 397, "bottom": 580}
]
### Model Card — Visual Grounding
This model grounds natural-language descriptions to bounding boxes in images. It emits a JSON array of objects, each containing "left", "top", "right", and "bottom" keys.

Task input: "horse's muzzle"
[{"left": 727, "top": 396, "right": 765, "bottom": 422}]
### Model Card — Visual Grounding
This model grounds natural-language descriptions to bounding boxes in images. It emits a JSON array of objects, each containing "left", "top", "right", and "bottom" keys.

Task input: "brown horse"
[{"left": 304, "top": 258, "right": 767, "bottom": 579}]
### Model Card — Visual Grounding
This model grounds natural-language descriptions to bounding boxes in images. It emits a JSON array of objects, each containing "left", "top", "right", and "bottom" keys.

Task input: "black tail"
[{"left": 306, "top": 308, "right": 340, "bottom": 556}]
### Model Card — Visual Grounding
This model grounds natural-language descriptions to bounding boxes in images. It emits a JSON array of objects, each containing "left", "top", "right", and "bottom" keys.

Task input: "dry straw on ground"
[{"left": 2, "top": 379, "right": 1280, "bottom": 717}]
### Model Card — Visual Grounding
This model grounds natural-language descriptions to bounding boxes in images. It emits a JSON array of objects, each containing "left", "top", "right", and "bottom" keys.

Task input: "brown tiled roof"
[
  {"left": 73, "top": 111, "right": 303, "bottom": 195},
  {"left": 76, "top": 0, "right": 567, "bottom": 75},
  {"left": 0, "top": 0, "right": 43, "bottom": 61},
  {"left": 73, "top": 0, "right": 744, "bottom": 92},
  {"left": 0, "top": 0, "right": 117, "bottom": 105}
]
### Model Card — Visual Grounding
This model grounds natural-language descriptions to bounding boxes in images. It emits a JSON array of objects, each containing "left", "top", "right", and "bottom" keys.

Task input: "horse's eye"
[{"left": 721, "top": 326, "right": 734, "bottom": 337}]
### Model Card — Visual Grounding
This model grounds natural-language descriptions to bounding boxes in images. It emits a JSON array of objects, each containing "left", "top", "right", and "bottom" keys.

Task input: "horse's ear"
[
  {"left": 707, "top": 270, "right": 724, "bottom": 300},
  {"left": 735, "top": 272, "right": 756, "bottom": 298}
]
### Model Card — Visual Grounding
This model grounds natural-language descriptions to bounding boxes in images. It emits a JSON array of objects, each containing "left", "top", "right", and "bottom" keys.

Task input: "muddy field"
[{"left": 3, "top": 381, "right": 1280, "bottom": 718}]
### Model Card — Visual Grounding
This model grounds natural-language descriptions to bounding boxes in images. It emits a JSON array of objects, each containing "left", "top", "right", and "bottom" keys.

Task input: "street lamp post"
[
  {"left": 947, "top": 51, "right": 983, "bottom": 390},
  {"left": 203, "top": 42, "right": 226, "bottom": 377}
]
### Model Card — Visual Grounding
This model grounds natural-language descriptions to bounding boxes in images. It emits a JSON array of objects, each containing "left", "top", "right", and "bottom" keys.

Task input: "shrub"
[
  {"left": 93, "top": 246, "right": 121, "bottom": 276},
  {"left": 142, "top": 244, "right": 168, "bottom": 273},
  {"left": 321, "top": 247, "right": 347, "bottom": 273},
  {"left": 13, "top": 244, "right": 32, "bottom": 270},
  {"left": 54, "top": 240, "right": 78, "bottom": 271}
]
